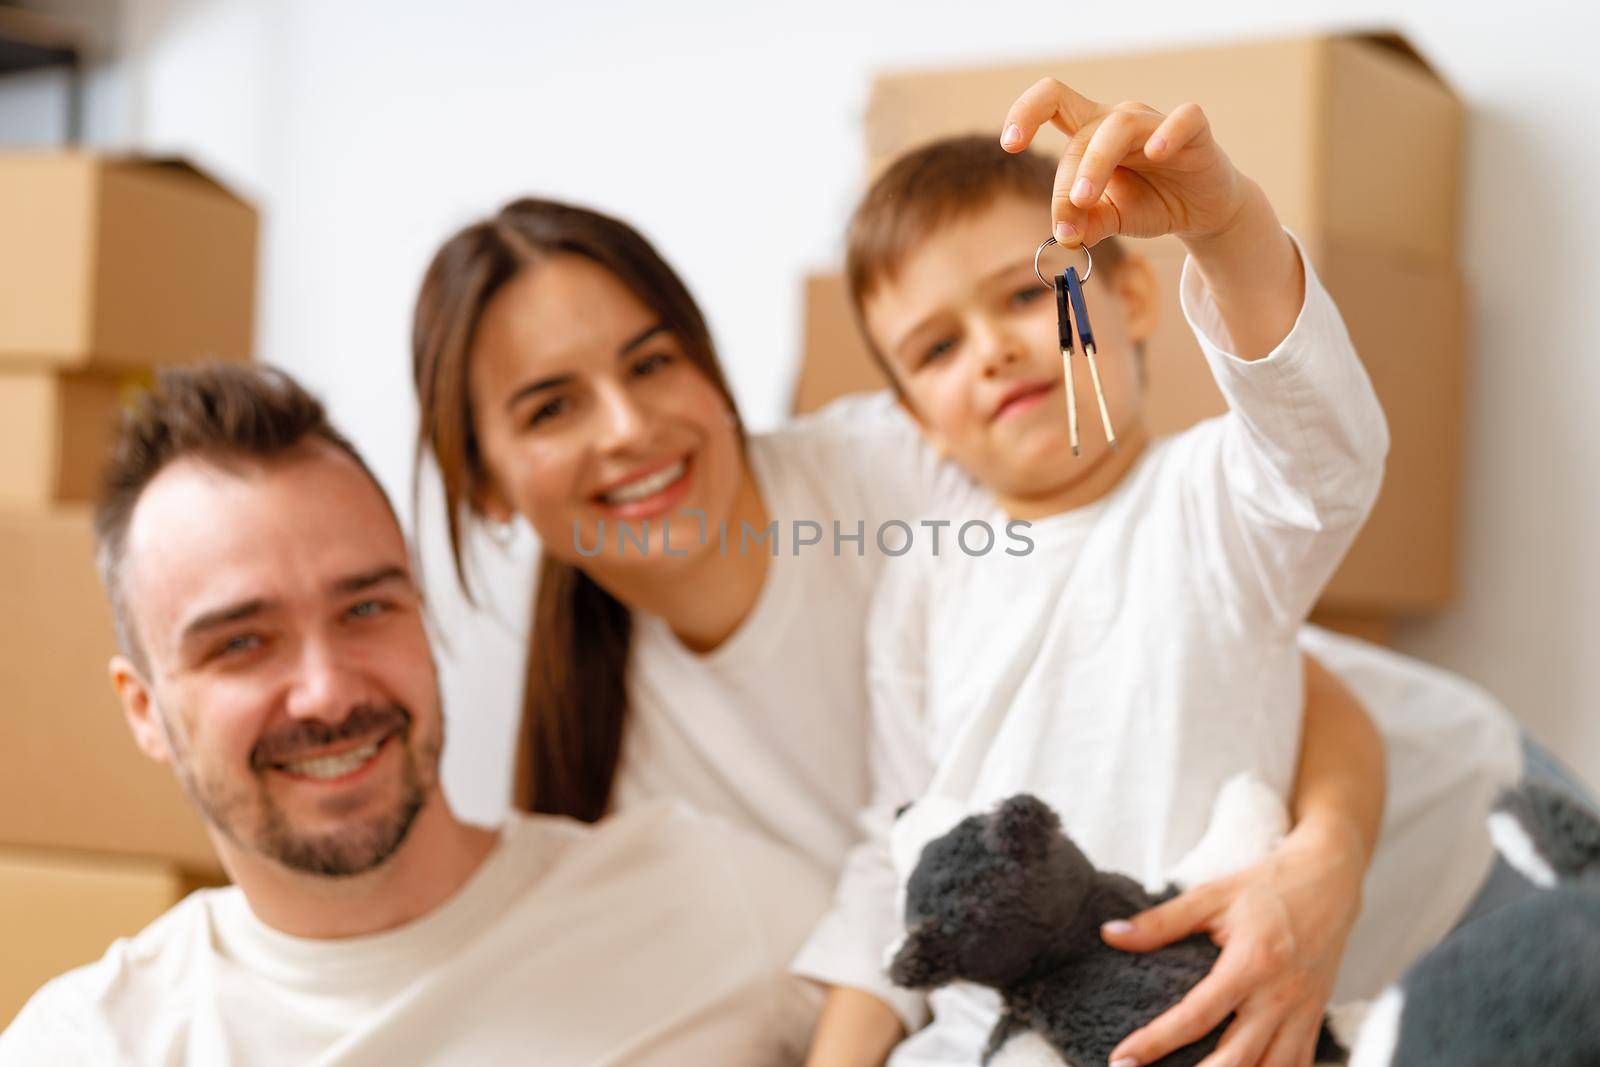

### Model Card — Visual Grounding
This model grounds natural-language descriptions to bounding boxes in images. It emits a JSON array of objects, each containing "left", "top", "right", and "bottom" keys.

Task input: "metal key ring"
[{"left": 1033, "top": 236, "right": 1093, "bottom": 289}]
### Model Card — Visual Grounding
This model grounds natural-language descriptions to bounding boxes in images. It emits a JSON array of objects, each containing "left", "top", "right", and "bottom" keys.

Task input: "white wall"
[{"left": 109, "top": 0, "right": 1599, "bottom": 823}]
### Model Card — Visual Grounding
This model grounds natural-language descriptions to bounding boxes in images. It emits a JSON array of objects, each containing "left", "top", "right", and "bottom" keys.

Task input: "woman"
[{"left": 408, "top": 195, "right": 1540, "bottom": 1065}]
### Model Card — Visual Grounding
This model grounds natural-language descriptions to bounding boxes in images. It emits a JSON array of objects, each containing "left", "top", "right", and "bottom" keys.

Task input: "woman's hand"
[
  {"left": 1100, "top": 818, "right": 1368, "bottom": 1067},
  {"left": 1000, "top": 80, "right": 1255, "bottom": 250}
]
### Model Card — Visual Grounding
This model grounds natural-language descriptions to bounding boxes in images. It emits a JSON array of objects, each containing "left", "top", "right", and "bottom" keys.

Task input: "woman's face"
[{"left": 467, "top": 254, "right": 745, "bottom": 571}]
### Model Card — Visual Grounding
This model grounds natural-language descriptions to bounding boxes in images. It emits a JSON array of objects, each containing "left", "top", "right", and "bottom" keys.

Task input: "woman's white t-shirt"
[{"left": 612, "top": 392, "right": 985, "bottom": 875}]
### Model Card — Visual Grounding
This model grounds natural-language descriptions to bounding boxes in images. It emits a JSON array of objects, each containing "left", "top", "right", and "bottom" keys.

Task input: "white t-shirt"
[
  {"left": 612, "top": 393, "right": 984, "bottom": 875},
  {"left": 789, "top": 250, "right": 1520, "bottom": 1059},
  {"left": 0, "top": 802, "right": 828, "bottom": 1067}
]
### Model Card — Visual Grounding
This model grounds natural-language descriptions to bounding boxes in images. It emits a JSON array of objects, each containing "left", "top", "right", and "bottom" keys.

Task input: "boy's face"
[{"left": 862, "top": 195, "right": 1156, "bottom": 512}]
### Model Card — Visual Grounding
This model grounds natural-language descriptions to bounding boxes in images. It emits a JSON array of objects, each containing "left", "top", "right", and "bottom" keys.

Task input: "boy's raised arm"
[{"left": 1006, "top": 82, "right": 1389, "bottom": 633}]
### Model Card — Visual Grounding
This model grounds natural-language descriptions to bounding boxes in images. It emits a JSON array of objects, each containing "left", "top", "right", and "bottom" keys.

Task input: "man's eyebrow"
[
  {"left": 180, "top": 598, "right": 274, "bottom": 643},
  {"left": 330, "top": 565, "right": 411, "bottom": 597},
  {"left": 502, "top": 324, "right": 667, "bottom": 413}
]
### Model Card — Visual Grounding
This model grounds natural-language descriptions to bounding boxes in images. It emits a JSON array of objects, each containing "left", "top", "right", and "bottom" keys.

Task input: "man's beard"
[{"left": 168, "top": 702, "right": 445, "bottom": 878}]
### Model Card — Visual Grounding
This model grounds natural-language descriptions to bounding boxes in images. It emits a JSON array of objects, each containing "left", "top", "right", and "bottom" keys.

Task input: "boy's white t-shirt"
[
  {"left": 0, "top": 802, "right": 828, "bottom": 1067},
  {"left": 775, "top": 250, "right": 1520, "bottom": 1055}
]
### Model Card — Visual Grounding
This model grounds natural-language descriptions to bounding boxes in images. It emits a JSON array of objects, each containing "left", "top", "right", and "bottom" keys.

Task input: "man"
[{"left": 0, "top": 365, "right": 825, "bottom": 1065}]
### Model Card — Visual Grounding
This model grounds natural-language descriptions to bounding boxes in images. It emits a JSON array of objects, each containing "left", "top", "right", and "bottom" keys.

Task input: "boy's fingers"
[
  {"left": 1101, "top": 883, "right": 1221, "bottom": 952},
  {"left": 1002, "top": 76, "right": 1102, "bottom": 151},
  {"left": 1145, "top": 100, "right": 1211, "bottom": 162},
  {"left": 1051, "top": 133, "right": 1093, "bottom": 243},
  {"left": 1110, "top": 962, "right": 1246, "bottom": 1064},
  {"left": 1072, "top": 106, "right": 1159, "bottom": 207},
  {"left": 1080, "top": 201, "right": 1124, "bottom": 249}
]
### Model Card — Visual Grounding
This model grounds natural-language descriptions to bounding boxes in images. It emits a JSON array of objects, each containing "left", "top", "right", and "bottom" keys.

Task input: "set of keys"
[{"left": 1034, "top": 237, "right": 1116, "bottom": 456}]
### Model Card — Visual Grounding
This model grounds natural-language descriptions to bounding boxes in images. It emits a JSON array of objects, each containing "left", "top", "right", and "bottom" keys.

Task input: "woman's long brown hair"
[{"left": 411, "top": 199, "right": 742, "bottom": 821}]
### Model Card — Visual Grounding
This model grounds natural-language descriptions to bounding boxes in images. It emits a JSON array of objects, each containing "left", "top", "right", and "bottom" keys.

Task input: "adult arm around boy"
[{"left": 1102, "top": 654, "right": 1386, "bottom": 1067}]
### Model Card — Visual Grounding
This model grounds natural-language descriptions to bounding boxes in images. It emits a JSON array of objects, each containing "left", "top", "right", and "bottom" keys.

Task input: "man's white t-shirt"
[{"left": 0, "top": 803, "right": 827, "bottom": 1066}]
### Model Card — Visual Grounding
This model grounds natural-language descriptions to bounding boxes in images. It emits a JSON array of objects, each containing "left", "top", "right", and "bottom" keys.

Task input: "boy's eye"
[
  {"left": 524, "top": 396, "right": 570, "bottom": 428},
  {"left": 631, "top": 352, "right": 674, "bottom": 377},
  {"left": 1009, "top": 286, "right": 1047, "bottom": 309},
  {"left": 919, "top": 338, "right": 957, "bottom": 369}
]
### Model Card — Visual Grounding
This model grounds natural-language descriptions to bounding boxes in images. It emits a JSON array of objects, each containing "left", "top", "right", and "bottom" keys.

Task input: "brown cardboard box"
[
  {"left": 793, "top": 275, "right": 887, "bottom": 415},
  {"left": 801, "top": 31, "right": 1466, "bottom": 615},
  {"left": 0, "top": 154, "right": 258, "bottom": 371},
  {"left": 0, "top": 508, "right": 220, "bottom": 872},
  {"left": 1139, "top": 241, "right": 1464, "bottom": 613},
  {"left": 864, "top": 32, "right": 1460, "bottom": 268},
  {"left": 0, "top": 848, "right": 205, "bottom": 1028},
  {"left": 0, "top": 369, "right": 149, "bottom": 506},
  {"left": 793, "top": 236, "right": 1463, "bottom": 614}
]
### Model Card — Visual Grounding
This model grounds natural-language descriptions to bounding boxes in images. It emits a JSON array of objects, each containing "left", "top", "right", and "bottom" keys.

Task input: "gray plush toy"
[
  {"left": 1349, "top": 782, "right": 1600, "bottom": 1066},
  {"left": 887, "top": 794, "right": 1348, "bottom": 1067}
]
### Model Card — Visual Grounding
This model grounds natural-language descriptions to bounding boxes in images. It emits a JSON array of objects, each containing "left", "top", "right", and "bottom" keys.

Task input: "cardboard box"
[
  {"left": 793, "top": 275, "right": 887, "bottom": 415},
  {"left": 0, "top": 369, "right": 149, "bottom": 506},
  {"left": 793, "top": 237, "right": 1463, "bottom": 614},
  {"left": 0, "top": 847, "right": 204, "bottom": 1028},
  {"left": 0, "top": 508, "right": 220, "bottom": 872},
  {"left": 0, "top": 154, "right": 257, "bottom": 371},
  {"left": 864, "top": 32, "right": 1460, "bottom": 268},
  {"left": 1140, "top": 240, "right": 1464, "bottom": 613}
]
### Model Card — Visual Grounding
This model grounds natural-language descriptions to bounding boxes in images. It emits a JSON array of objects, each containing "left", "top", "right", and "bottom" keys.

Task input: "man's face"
[
  {"left": 117, "top": 443, "right": 443, "bottom": 877},
  {"left": 862, "top": 194, "right": 1152, "bottom": 510}
]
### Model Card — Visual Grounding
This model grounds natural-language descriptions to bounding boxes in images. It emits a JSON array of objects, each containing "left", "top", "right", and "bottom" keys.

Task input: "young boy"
[{"left": 795, "top": 84, "right": 1391, "bottom": 1065}]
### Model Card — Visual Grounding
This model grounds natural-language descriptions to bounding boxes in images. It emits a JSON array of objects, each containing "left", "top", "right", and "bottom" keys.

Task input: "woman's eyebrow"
[
  {"left": 504, "top": 373, "right": 574, "bottom": 412},
  {"left": 618, "top": 323, "right": 666, "bottom": 357},
  {"left": 504, "top": 324, "right": 667, "bottom": 413}
]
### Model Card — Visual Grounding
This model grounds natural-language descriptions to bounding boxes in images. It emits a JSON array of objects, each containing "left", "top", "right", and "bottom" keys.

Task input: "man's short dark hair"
[{"left": 92, "top": 363, "right": 393, "bottom": 668}]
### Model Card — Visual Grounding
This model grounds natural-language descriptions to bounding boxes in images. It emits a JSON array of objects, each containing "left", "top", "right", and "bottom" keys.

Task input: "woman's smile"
[{"left": 590, "top": 454, "right": 695, "bottom": 520}]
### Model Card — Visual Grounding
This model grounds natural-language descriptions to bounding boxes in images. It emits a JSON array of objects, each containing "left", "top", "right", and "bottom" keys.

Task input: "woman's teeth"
[
  {"left": 280, "top": 738, "right": 384, "bottom": 780},
  {"left": 602, "top": 460, "right": 685, "bottom": 505}
]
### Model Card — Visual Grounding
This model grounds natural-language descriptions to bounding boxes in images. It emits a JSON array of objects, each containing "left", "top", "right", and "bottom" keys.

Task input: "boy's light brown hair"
[{"left": 845, "top": 134, "right": 1126, "bottom": 380}]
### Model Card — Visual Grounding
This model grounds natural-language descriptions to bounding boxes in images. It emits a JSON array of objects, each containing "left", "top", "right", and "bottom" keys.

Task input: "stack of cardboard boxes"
[
  {"left": 0, "top": 155, "right": 257, "bottom": 1025},
  {"left": 795, "top": 32, "right": 1466, "bottom": 640}
]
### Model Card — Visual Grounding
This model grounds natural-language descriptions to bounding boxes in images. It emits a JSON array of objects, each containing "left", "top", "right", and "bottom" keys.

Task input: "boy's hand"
[
  {"left": 1003, "top": 79, "right": 1304, "bottom": 361},
  {"left": 1001, "top": 79, "right": 1252, "bottom": 250}
]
